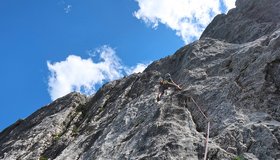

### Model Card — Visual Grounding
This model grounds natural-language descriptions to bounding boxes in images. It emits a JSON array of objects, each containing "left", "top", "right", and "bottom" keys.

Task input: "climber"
[{"left": 156, "top": 73, "right": 182, "bottom": 101}]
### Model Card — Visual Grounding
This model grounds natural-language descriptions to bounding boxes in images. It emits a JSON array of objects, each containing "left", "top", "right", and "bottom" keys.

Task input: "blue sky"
[{"left": 0, "top": 0, "right": 235, "bottom": 131}]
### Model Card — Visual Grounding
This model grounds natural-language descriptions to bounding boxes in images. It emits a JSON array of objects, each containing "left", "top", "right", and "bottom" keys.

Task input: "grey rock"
[
  {"left": 1, "top": 0, "right": 280, "bottom": 159},
  {"left": 201, "top": 0, "right": 280, "bottom": 44}
]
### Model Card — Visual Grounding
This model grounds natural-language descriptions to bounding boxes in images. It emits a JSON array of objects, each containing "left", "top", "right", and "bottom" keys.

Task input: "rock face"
[
  {"left": 1, "top": 0, "right": 280, "bottom": 159},
  {"left": 201, "top": 0, "right": 280, "bottom": 44}
]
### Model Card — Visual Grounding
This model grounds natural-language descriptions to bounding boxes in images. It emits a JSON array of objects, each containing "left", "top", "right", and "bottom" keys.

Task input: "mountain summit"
[{"left": 1, "top": 0, "right": 280, "bottom": 159}]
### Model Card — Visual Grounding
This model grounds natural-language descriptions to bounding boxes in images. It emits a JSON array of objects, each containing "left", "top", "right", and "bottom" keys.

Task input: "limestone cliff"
[{"left": 1, "top": 0, "right": 280, "bottom": 159}]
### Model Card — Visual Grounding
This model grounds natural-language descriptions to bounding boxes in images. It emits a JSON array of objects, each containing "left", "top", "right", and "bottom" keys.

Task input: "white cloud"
[
  {"left": 125, "top": 63, "right": 150, "bottom": 75},
  {"left": 131, "top": 63, "right": 149, "bottom": 73},
  {"left": 47, "top": 46, "right": 148, "bottom": 100},
  {"left": 134, "top": 0, "right": 236, "bottom": 43},
  {"left": 58, "top": 0, "right": 72, "bottom": 13},
  {"left": 222, "top": 0, "right": 236, "bottom": 11},
  {"left": 64, "top": 5, "right": 72, "bottom": 14}
]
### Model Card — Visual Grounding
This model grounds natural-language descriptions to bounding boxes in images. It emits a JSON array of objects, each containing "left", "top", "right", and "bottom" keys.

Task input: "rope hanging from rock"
[{"left": 190, "top": 97, "right": 210, "bottom": 160}]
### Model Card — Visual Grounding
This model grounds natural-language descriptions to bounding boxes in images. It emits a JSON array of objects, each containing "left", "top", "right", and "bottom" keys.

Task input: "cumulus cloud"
[
  {"left": 134, "top": 0, "right": 236, "bottom": 43},
  {"left": 47, "top": 46, "right": 148, "bottom": 100}
]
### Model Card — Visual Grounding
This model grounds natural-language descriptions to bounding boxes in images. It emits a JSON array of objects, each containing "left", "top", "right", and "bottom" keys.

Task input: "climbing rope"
[
  {"left": 190, "top": 97, "right": 210, "bottom": 160},
  {"left": 166, "top": 90, "right": 210, "bottom": 159}
]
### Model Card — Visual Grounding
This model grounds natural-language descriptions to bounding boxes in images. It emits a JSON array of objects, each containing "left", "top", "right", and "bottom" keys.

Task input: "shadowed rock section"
[{"left": 1, "top": 0, "right": 280, "bottom": 159}]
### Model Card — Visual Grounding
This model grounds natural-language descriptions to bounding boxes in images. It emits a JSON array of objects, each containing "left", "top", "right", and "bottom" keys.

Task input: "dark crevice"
[
  {"left": 121, "top": 131, "right": 137, "bottom": 143},
  {"left": 177, "top": 94, "right": 207, "bottom": 134},
  {"left": 83, "top": 130, "right": 104, "bottom": 153},
  {"left": 235, "top": 66, "right": 248, "bottom": 90},
  {"left": 41, "top": 142, "right": 67, "bottom": 160},
  {"left": 265, "top": 59, "right": 280, "bottom": 90}
]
